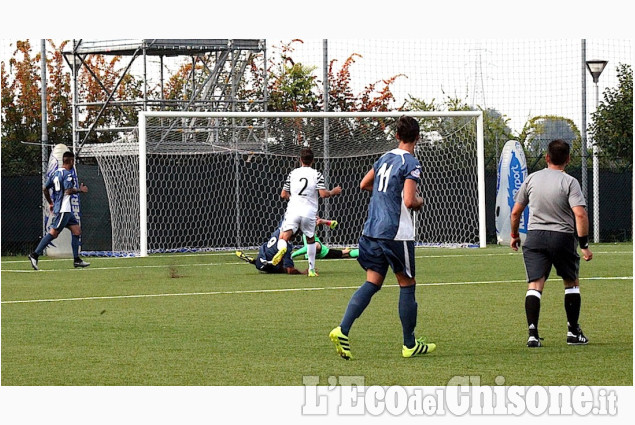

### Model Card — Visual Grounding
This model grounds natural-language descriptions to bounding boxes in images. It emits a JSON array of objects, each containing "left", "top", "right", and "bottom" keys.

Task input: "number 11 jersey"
[{"left": 362, "top": 148, "right": 422, "bottom": 241}]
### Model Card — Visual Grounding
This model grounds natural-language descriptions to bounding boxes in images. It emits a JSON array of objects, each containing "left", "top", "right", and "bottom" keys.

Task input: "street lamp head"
[{"left": 586, "top": 60, "right": 608, "bottom": 84}]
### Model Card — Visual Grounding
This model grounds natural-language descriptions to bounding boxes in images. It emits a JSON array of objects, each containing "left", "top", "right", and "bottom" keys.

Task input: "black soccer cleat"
[
  {"left": 28, "top": 252, "right": 39, "bottom": 271},
  {"left": 73, "top": 258, "right": 90, "bottom": 268},
  {"left": 527, "top": 335, "right": 543, "bottom": 348},
  {"left": 567, "top": 326, "right": 589, "bottom": 345}
]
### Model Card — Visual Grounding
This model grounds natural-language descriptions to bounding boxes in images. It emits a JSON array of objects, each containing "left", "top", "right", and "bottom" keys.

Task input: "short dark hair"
[
  {"left": 300, "top": 147, "right": 314, "bottom": 165},
  {"left": 396, "top": 115, "right": 420, "bottom": 143},
  {"left": 547, "top": 139, "right": 570, "bottom": 165},
  {"left": 62, "top": 151, "right": 75, "bottom": 164}
]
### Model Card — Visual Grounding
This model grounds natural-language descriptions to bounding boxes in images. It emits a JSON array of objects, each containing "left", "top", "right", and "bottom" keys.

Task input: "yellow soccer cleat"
[
  {"left": 236, "top": 250, "right": 254, "bottom": 264},
  {"left": 329, "top": 326, "right": 352, "bottom": 360},
  {"left": 271, "top": 246, "right": 287, "bottom": 266},
  {"left": 402, "top": 337, "right": 436, "bottom": 358},
  {"left": 308, "top": 269, "right": 319, "bottom": 277}
]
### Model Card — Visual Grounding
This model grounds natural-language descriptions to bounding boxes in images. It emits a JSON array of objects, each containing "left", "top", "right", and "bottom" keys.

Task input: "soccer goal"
[{"left": 89, "top": 111, "right": 484, "bottom": 256}]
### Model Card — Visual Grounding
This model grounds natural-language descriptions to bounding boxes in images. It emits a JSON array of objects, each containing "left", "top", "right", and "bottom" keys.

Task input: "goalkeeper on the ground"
[{"left": 292, "top": 218, "right": 359, "bottom": 261}]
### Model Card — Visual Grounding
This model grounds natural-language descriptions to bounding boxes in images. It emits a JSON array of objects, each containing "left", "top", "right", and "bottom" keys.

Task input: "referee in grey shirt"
[{"left": 510, "top": 139, "right": 593, "bottom": 348}]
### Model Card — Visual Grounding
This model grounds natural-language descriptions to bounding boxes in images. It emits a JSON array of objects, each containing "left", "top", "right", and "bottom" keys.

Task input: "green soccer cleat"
[
  {"left": 402, "top": 337, "right": 436, "bottom": 358},
  {"left": 308, "top": 269, "right": 318, "bottom": 277},
  {"left": 329, "top": 220, "right": 339, "bottom": 230},
  {"left": 271, "top": 246, "right": 287, "bottom": 266},
  {"left": 329, "top": 326, "right": 352, "bottom": 360},
  {"left": 236, "top": 250, "right": 255, "bottom": 264}
]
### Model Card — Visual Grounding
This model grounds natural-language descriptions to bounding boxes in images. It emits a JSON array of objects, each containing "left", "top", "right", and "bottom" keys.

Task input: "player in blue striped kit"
[
  {"left": 329, "top": 115, "right": 436, "bottom": 359},
  {"left": 28, "top": 151, "right": 90, "bottom": 270}
]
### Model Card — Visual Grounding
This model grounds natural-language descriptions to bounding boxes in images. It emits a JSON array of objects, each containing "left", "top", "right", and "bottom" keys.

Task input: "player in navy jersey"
[
  {"left": 28, "top": 151, "right": 90, "bottom": 270},
  {"left": 236, "top": 222, "right": 307, "bottom": 275},
  {"left": 329, "top": 115, "right": 436, "bottom": 359}
]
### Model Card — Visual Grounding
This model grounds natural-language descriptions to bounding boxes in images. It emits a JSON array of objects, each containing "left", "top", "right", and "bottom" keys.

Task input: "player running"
[
  {"left": 329, "top": 115, "right": 436, "bottom": 359},
  {"left": 28, "top": 151, "right": 90, "bottom": 270},
  {"left": 273, "top": 147, "right": 342, "bottom": 277}
]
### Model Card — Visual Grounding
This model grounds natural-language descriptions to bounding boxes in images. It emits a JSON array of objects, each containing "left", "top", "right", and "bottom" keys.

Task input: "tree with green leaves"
[
  {"left": 519, "top": 115, "right": 582, "bottom": 169},
  {"left": 588, "top": 63, "right": 633, "bottom": 165},
  {"left": 405, "top": 95, "right": 515, "bottom": 171}
]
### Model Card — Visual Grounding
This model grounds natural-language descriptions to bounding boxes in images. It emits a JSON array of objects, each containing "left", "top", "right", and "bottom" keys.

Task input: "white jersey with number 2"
[{"left": 283, "top": 166, "right": 326, "bottom": 219}]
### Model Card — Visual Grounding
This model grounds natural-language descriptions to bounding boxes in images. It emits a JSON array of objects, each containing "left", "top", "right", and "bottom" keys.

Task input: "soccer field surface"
[{"left": 1, "top": 243, "right": 632, "bottom": 386}]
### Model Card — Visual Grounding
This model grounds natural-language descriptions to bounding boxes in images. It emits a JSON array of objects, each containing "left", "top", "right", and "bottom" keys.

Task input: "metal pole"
[
  {"left": 72, "top": 40, "right": 79, "bottom": 154},
  {"left": 476, "top": 112, "right": 486, "bottom": 248},
  {"left": 322, "top": 39, "right": 330, "bottom": 239},
  {"left": 593, "top": 82, "right": 600, "bottom": 243},
  {"left": 143, "top": 43, "right": 148, "bottom": 111},
  {"left": 580, "top": 40, "right": 588, "bottom": 202},
  {"left": 138, "top": 112, "right": 147, "bottom": 257},
  {"left": 40, "top": 39, "right": 49, "bottom": 235}
]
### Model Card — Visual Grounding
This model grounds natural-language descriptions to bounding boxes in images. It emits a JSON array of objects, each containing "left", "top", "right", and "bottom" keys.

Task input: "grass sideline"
[{"left": 1, "top": 243, "right": 632, "bottom": 386}]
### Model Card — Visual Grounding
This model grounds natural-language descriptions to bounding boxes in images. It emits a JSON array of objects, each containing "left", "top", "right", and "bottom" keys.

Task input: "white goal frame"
[{"left": 137, "top": 110, "right": 485, "bottom": 257}]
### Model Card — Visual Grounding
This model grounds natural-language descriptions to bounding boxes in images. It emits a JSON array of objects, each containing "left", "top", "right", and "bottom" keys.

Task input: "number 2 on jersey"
[
  {"left": 377, "top": 163, "right": 393, "bottom": 193},
  {"left": 298, "top": 177, "right": 308, "bottom": 196}
]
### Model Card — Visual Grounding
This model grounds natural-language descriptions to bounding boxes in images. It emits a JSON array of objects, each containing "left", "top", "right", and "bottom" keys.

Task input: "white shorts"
[{"left": 281, "top": 214, "right": 316, "bottom": 238}]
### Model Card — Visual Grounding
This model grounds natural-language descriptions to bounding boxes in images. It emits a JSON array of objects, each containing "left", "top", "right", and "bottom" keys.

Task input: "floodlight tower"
[{"left": 586, "top": 59, "right": 608, "bottom": 244}]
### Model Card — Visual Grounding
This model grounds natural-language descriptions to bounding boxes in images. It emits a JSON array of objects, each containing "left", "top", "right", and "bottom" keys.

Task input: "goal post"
[{"left": 95, "top": 110, "right": 486, "bottom": 257}]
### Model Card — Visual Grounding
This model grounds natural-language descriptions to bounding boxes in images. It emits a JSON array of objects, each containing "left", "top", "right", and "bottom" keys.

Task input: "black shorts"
[
  {"left": 522, "top": 230, "right": 580, "bottom": 282},
  {"left": 357, "top": 235, "right": 416, "bottom": 279},
  {"left": 323, "top": 249, "right": 343, "bottom": 259}
]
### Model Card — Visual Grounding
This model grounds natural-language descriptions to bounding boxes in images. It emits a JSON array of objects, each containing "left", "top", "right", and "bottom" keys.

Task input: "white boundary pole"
[
  {"left": 476, "top": 112, "right": 486, "bottom": 248},
  {"left": 138, "top": 112, "right": 148, "bottom": 257}
]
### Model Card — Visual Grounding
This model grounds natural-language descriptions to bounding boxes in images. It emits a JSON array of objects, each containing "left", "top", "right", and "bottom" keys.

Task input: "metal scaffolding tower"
[{"left": 62, "top": 39, "right": 267, "bottom": 155}]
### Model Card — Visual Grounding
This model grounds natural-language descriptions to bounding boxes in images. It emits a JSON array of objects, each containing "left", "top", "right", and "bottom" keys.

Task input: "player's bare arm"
[
  {"left": 509, "top": 201, "right": 525, "bottom": 251},
  {"left": 403, "top": 179, "right": 423, "bottom": 211},
  {"left": 42, "top": 186, "right": 54, "bottom": 211},
  {"left": 572, "top": 205, "right": 593, "bottom": 261},
  {"left": 319, "top": 185, "right": 342, "bottom": 198},
  {"left": 360, "top": 168, "right": 375, "bottom": 191},
  {"left": 280, "top": 189, "right": 290, "bottom": 200},
  {"left": 65, "top": 183, "right": 88, "bottom": 195},
  {"left": 286, "top": 266, "right": 308, "bottom": 275}
]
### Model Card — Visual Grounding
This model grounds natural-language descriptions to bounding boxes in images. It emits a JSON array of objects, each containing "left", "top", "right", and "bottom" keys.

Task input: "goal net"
[{"left": 87, "top": 111, "right": 484, "bottom": 256}]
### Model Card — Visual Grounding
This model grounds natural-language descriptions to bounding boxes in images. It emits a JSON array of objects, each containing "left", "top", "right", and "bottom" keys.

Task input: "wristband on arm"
[
  {"left": 511, "top": 232, "right": 520, "bottom": 239},
  {"left": 578, "top": 235, "right": 589, "bottom": 249}
]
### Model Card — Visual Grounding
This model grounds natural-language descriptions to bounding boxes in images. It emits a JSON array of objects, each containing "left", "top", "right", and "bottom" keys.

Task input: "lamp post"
[
  {"left": 586, "top": 59, "right": 607, "bottom": 244},
  {"left": 63, "top": 43, "right": 82, "bottom": 154}
]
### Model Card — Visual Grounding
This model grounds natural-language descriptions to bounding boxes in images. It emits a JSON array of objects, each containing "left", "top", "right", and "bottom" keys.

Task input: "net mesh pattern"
[{"left": 88, "top": 113, "right": 481, "bottom": 255}]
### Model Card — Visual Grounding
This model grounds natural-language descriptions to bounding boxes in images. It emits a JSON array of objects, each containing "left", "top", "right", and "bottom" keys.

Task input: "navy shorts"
[
  {"left": 50, "top": 212, "right": 80, "bottom": 231},
  {"left": 357, "top": 235, "right": 416, "bottom": 278},
  {"left": 522, "top": 230, "right": 580, "bottom": 282}
]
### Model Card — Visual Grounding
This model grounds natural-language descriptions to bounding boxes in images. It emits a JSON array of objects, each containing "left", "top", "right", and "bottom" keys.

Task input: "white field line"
[
  {"left": 1, "top": 276, "right": 631, "bottom": 305},
  {"left": 1, "top": 250, "right": 633, "bottom": 273}
]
